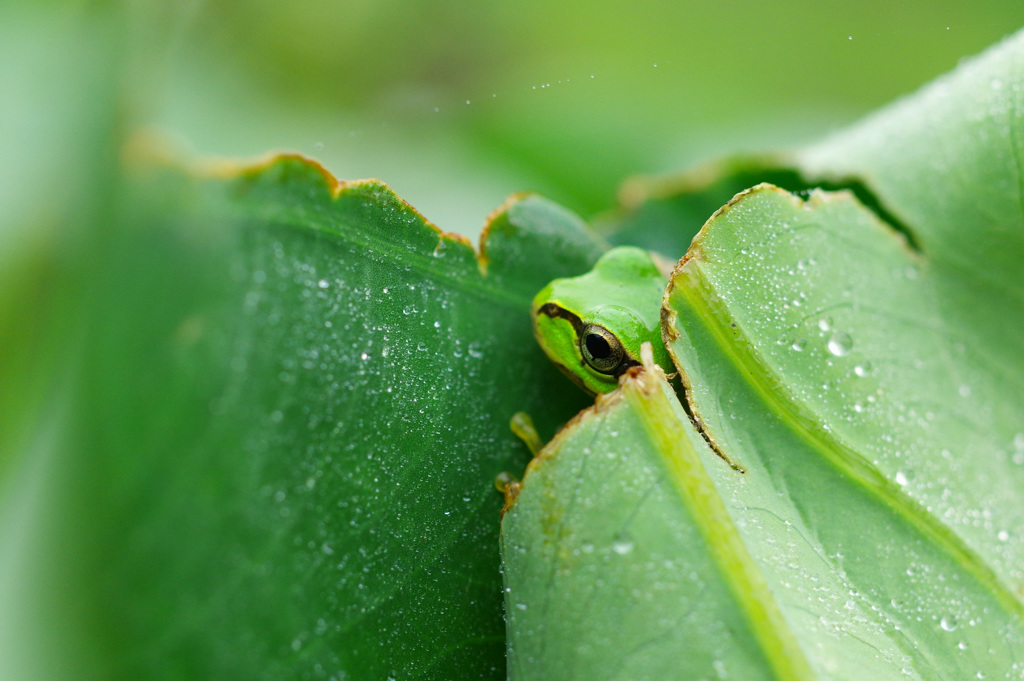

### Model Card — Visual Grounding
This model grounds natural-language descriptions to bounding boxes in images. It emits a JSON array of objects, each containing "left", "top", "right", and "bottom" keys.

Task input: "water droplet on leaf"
[
  {"left": 827, "top": 332, "right": 852, "bottom": 357},
  {"left": 611, "top": 535, "right": 634, "bottom": 555}
]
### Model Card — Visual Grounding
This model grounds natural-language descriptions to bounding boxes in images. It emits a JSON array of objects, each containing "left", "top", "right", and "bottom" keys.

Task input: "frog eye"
[{"left": 580, "top": 324, "right": 625, "bottom": 374}]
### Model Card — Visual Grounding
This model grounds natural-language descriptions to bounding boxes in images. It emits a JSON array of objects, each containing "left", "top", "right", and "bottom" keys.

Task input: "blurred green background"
[
  {"left": 4, "top": 1, "right": 1024, "bottom": 241},
  {"left": 2, "top": 1, "right": 1024, "bottom": 679},
  {"left": 153, "top": 0, "right": 1024, "bottom": 234}
]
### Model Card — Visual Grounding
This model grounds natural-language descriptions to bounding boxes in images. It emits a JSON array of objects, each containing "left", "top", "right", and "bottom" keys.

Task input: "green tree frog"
[{"left": 531, "top": 247, "right": 676, "bottom": 394}]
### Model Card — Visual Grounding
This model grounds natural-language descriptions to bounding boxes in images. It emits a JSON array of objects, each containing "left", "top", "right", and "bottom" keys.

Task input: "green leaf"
[
  {"left": 604, "top": 157, "right": 803, "bottom": 260},
  {"left": 501, "top": 363, "right": 817, "bottom": 680},
  {"left": 504, "top": 27, "right": 1024, "bottom": 680},
  {"left": 666, "top": 186, "right": 1024, "bottom": 678},
  {"left": 4, "top": 155, "right": 604, "bottom": 680}
]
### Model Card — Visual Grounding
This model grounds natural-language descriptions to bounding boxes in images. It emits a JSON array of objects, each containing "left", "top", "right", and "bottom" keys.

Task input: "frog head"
[{"left": 531, "top": 246, "right": 674, "bottom": 394}]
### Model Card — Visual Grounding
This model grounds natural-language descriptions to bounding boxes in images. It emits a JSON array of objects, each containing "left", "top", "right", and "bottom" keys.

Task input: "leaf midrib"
[{"left": 626, "top": 374, "right": 818, "bottom": 681}]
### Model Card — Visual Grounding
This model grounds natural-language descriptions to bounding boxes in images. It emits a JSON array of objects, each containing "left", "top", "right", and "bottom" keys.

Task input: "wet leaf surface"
[
  {"left": 13, "top": 156, "right": 604, "bottom": 680},
  {"left": 502, "top": 362, "right": 817, "bottom": 680}
]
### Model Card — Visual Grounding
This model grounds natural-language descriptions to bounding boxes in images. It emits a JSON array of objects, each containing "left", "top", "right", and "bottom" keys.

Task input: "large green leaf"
[
  {"left": 666, "top": 186, "right": 1024, "bottom": 678},
  {"left": 502, "top": 361, "right": 819, "bottom": 680},
  {"left": 2, "top": 155, "right": 604, "bottom": 680},
  {"left": 669, "top": 29, "right": 1024, "bottom": 600},
  {"left": 503, "top": 26, "right": 1024, "bottom": 680}
]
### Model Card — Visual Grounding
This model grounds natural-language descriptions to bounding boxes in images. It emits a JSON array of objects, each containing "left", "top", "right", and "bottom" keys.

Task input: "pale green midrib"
[
  {"left": 676, "top": 262, "right": 1024, "bottom": 623},
  {"left": 231, "top": 198, "right": 535, "bottom": 311},
  {"left": 627, "top": 379, "right": 818, "bottom": 681}
]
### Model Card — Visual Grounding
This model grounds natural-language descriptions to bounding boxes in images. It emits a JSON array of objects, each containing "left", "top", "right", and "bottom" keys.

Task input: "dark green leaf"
[{"left": 9, "top": 155, "right": 604, "bottom": 680}]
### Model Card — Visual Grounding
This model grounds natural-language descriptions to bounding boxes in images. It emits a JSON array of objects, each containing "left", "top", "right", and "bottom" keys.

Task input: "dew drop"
[
  {"left": 791, "top": 338, "right": 807, "bottom": 352},
  {"left": 612, "top": 535, "right": 634, "bottom": 555},
  {"left": 827, "top": 332, "right": 853, "bottom": 357},
  {"left": 854, "top": 362, "right": 871, "bottom": 377},
  {"left": 940, "top": 615, "right": 959, "bottom": 632},
  {"left": 817, "top": 317, "right": 832, "bottom": 332}
]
